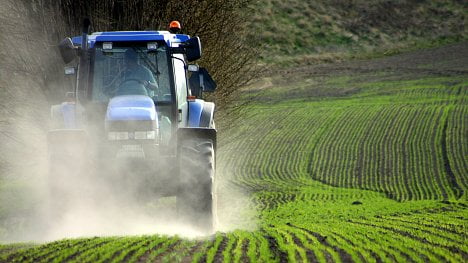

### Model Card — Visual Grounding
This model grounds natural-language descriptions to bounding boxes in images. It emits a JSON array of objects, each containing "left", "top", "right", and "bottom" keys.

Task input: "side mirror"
[
  {"left": 64, "top": 66, "right": 76, "bottom": 75},
  {"left": 189, "top": 67, "right": 216, "bottom": 97},
  {"left": 187, "top": 64, "right": 199, "bottom": 72},
  {"left": 59, "top": 38, "right": 77, "bottom": 64},
  {"left": 199, "top": 68, "right": 216, "bottom": 92},
  {"left": 183, "top": 37, "right": 201, "bottom": 62}
]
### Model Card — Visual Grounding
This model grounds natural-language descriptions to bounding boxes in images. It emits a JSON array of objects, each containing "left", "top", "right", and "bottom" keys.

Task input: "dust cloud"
[
  {"left": 41, "top": 159, "right": 255, "bottom": 242},
  {"left": 40, "top": 153, "right": 207, "bottom": 241},
  {"left": 3, "top": 117, "right": 255, "bottom": 243},
  {"left": 0, "top": 95, "right": 257, "bottom": 242},
  {"left": 0, "top": 0, "right": 255, "bottom": 243}
]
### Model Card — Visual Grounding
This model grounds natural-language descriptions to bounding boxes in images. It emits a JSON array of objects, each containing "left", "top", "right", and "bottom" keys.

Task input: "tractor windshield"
[{"left": 91, "top": 42, "right": 171, "bottom": 103}]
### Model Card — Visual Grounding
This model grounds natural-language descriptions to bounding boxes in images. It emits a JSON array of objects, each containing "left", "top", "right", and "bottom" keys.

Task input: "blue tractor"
[{"left": 49, "top": 19, "right": 217, "bottom": 232}]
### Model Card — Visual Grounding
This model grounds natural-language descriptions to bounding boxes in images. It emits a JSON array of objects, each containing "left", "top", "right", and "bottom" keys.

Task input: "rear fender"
[
  {"left": 177, "top": 128, "right": 217, "bottom": 151},
  {"left": 188, "top": 100, "right": 215, "bottom": 128}
]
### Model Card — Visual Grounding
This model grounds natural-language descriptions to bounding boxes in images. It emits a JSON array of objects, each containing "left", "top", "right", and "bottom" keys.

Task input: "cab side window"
[{"left": 172, "top": 54, "right": 188, "bottom": 126}]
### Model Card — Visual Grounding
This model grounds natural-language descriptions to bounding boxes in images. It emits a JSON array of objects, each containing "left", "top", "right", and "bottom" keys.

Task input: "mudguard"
[
  {"left": 177, "top": 128, "right": 217, "bottom": 150},
  {"left": 188, "top": 99, "right": 215, "bottom": 128}
]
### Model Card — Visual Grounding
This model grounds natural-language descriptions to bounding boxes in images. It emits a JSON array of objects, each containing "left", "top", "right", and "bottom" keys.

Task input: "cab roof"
[{"left": 71, "top": 31, "right": 190, "bottom": 48}]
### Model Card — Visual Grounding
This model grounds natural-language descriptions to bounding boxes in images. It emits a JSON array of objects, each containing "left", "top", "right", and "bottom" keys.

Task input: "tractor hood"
[{"left": 106, "top": 95, "right": 157, "bottom": 121}]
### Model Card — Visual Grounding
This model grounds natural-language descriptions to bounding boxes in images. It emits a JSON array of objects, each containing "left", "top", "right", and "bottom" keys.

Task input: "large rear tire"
[{"left": 177, "top": 138, "right": 216, "bottom": 233}]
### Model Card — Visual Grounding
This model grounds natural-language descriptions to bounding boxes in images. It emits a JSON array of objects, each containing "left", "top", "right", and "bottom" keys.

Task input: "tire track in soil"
[
  {"left": 290, "top": 225, "right": 352, "bottom": 263},
  {"left": 62, "top": 239, "right": 114, "bottom": 262},
  {"left": 136, "top": 239, "right": 178, "bottom": 263},
  {"left": 104, "top": 239, "right": 145, "bottom": 263},
  {"left": 197, "top": 235, "right": 224, "bottom": 263},
  {"left": 261, "top": 230, "right": 288, "bottom": 263},
  {"left": 322, "top": 249, "right": 334, "bottom": 263},
  {"left": 152, "top": 240, "right": 182, "bottom": 263},
  {"left": 367, "top": 236, "right": 404, "bottom": 263},
  {"left": 240, "top": 239, "right": 250, "bottom": 262},
  {"left": 213, "top": 236, "right": 228, "bottom": 263},
  {"left": 363, "top": 237, "right": 383, "bottom": 263},
  {"left": 388, "top": 246, "right": 414, "bottom": 263},
  {"left": 370, "top": 251, "right": 383, "bottom": 263},
  {"left": 384, "top": 250, "right": 398, "bottom": 262},
  {"left": 120, "top": 239, "right": 157, "bottom": 263},
  {"left": 330, "top": 232, "right": 368, "bottom": 262},
  {"left": 309, "top": 232, "right": 353, "bottom": 263},
  {"left": 288, "top": 231, "right": 318, "bottom": 262},
  {"left": 180, "top": 241, "right": 204, "bottom": 263}
]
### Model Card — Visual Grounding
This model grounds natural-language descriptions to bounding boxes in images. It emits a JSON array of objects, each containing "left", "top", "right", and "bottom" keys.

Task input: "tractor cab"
[
  {"left": 56, "top": 21, "right": 216, "bottom": 149},
  {"left": 89, "top": 41, "right": 176, "bottom": 146}
]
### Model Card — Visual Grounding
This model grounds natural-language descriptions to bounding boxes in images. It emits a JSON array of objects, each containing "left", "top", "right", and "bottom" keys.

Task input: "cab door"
[{"left": 172, "top": 54, "right": 189, "bottom": 127}]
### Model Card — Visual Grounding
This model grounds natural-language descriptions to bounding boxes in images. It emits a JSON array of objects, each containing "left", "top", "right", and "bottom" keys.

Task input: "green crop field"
[
  {"left": 1, "top": 42, "right": 466, "bottom": 262},
  {"left": 0, "top": 0, "right": 467, "bottom": 262}
]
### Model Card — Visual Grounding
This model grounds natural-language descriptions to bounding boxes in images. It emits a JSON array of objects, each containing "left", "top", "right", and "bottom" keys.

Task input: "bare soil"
[
  {"left": 242, "top": 41, "right": 468, "bottom": 103},
  {"left": 271, "top": 41, "right": 468, "bottom": 80}
]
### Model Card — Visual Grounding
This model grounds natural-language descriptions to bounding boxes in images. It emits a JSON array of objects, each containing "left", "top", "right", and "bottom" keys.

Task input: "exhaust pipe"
[
  {"left": 81, "top": 18, "right": 91, "bottom": 51},
  {"left": 77, "top": 18, "right": 91, "bottom": 102}
]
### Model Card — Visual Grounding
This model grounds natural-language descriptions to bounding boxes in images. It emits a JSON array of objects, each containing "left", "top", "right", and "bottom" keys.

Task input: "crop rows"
[
  {"left": 3, "top": 203, "right": 465, "bottom": 262},
  {"left": 257, "top": 202, "right": 467, "bottom": 262},
  {"left": 0, "top": 236, "right": 186, "bottom": 263},
  {"left": 446, "top": 104, "right": 468, "bottom": 199},
  {"left": 213, "top": 75, "right": 467, "bottom": 261},
  {"left": 218, "top": 105, "right": 334, "bottom": 189},
  {"left": 310, "top": 104, "right": 454, "bottom": 200},
  {"left": 219, "top": 77, "right": 468, "bottom": 202},
  {"left": 1, "top": 65, "right": 467, "bottom": 261}
]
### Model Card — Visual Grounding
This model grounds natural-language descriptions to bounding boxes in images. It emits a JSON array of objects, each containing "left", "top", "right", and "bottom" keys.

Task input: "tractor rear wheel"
[{"left": 177, "top": 138, "right": 216, "bottom": 233}]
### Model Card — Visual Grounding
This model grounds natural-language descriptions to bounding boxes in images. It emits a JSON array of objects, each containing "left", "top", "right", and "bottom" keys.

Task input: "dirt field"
[{"left": 251, "top": 41, "right": 468, "bottom": 100}]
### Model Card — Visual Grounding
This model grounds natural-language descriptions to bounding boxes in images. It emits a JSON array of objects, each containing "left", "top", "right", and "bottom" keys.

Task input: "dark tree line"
[{"left": 41, "top": 0, "right": 259, "bottom": 108}]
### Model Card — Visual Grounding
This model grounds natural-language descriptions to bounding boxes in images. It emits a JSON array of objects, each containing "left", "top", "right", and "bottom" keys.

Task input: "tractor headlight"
[
  {"left": 108, "top": 131, "right": 129, "bottom": 140},
  {"left": 102, "top": 42, "right": 113, "bottom": 50},
  {"left": 134, "top": 131, "right": 156, "bottom": 140},
  {"left": 108, "top": 131, "right": 157, "bottom": 140}
]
